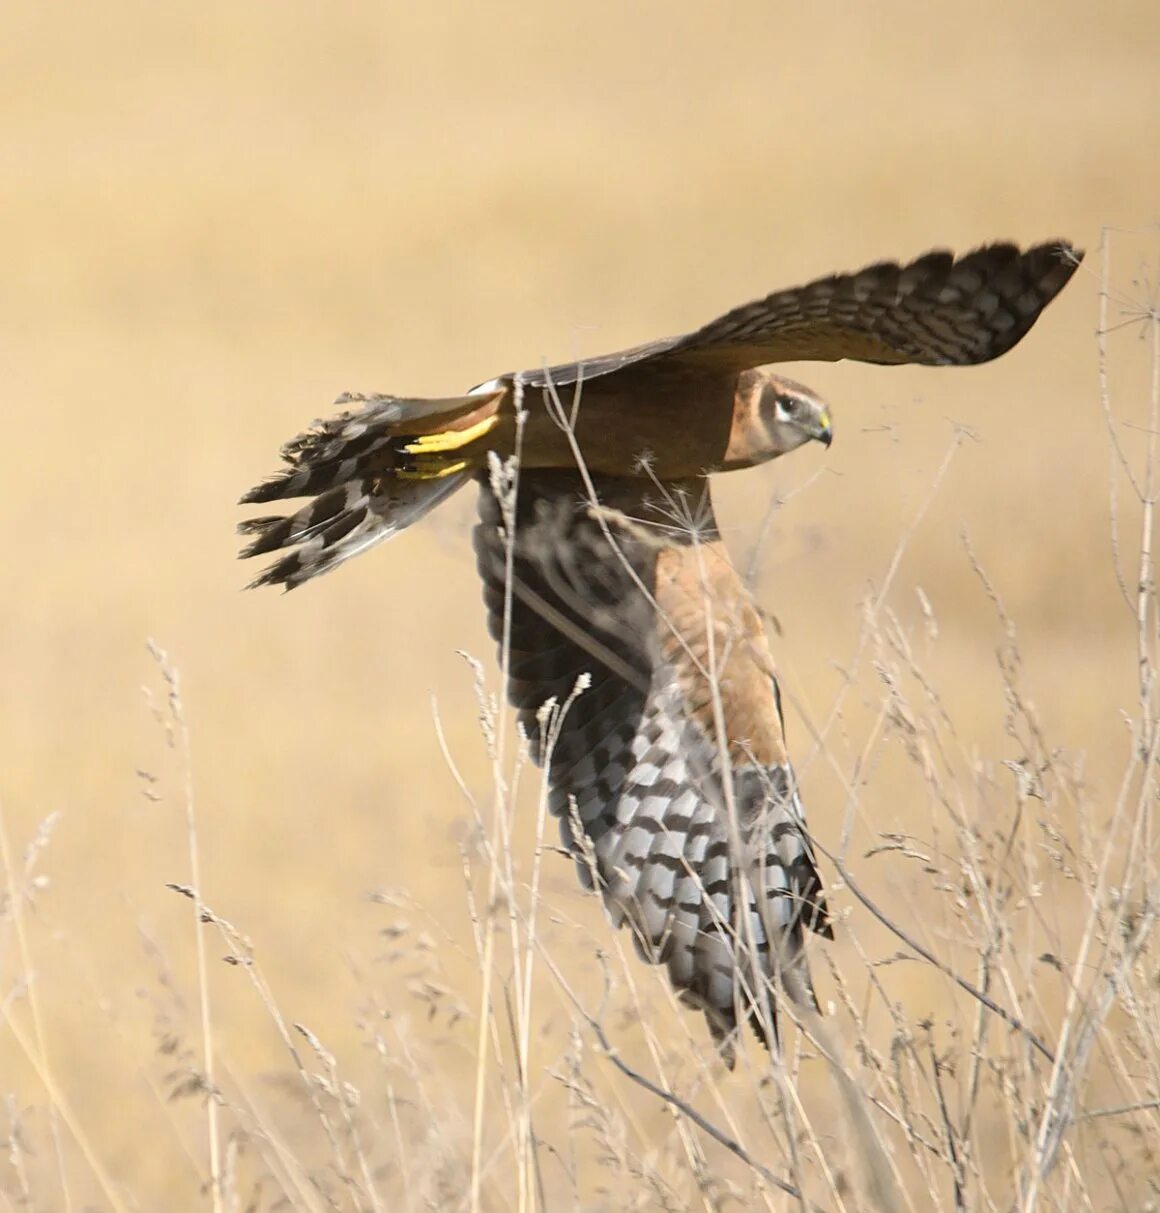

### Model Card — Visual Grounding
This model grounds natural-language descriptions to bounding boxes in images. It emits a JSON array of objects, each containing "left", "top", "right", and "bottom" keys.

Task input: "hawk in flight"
[{"left": 240, "top": 241, "right": 1081, "bottom": 1058}]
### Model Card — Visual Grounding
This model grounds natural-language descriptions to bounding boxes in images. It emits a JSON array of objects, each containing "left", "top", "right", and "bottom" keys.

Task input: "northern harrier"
[{"left": 240, "top": 241, "right": 1081, "bottom": 1057}]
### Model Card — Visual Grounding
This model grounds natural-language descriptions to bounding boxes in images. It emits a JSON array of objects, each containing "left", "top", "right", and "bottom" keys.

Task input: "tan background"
[{"left": 3, "top": 2, "right": 1159, "bottom": 1206}]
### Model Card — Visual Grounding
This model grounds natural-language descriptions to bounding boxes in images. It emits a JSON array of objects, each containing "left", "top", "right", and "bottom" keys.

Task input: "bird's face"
[
  {"left": 755, "top": 372, "right": 833, "bottom": 458},
  {"left": 720, "top": 371, "right": 833, "bottom": 472}
]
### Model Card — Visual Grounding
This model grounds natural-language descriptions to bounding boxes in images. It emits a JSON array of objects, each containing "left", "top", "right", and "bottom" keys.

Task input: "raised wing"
[
  {"left": 473, "top": 470, "right": 830, "bottom": 1057},
  {"left": 507, "top": 241, "right": 1081, "bottom": 389},
  {"left": 507, "top": 336, "right": 685, "bottom": 390},
  {"left": 667, "top": 240, "right": 1082, "bottom": 371}
]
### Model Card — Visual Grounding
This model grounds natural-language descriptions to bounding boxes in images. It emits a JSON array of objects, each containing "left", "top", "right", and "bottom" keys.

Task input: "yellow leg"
[
  {"left": 396, "top": 458, "right": 469, "bottom": 482},
  {"left": 402, "top": 414, "right": 498, "bottom": 455}
]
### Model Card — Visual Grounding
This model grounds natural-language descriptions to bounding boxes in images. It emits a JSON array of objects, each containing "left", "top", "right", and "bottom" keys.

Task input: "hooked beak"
[{"left": 814, "top": 409, "right": 833, "bottom": 449}]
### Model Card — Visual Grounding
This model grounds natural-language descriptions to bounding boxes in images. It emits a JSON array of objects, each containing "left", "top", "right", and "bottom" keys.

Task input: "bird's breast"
[{"left": 653, "top": 541, "right": 789, "bottom": 770}]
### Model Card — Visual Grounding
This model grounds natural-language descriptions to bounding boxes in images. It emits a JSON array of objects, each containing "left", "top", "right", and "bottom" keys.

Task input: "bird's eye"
[{"left": 777, "top": 395, "right": 799, "bottom": 417}]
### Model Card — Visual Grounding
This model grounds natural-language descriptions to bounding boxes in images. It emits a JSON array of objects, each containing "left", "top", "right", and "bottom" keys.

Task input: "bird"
[{"left": 239, "top": 240, "right": 1081, "bottom": 1060}]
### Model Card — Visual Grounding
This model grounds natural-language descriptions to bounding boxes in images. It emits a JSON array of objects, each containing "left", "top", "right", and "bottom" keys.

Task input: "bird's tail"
[{"left": 238, "top": 388, "right": 504, "bottom": 589}]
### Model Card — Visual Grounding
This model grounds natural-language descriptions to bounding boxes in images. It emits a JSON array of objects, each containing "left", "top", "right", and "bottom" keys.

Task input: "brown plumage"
[
  {"left": 473, "top": 473, "right": 832, "bottom": 1056},
  {"left": 240, "top": 241, "right": 1081, "bottom": 1057}
]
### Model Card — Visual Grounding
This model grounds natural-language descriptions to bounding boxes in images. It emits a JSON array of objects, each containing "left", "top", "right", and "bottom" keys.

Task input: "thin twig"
[
  {"left": 822, "top": 850, "right": 1056, "bottom": 1065},
  {"left": 927, "top": 1037, "right": 965, "bottom": 1213},
  {"left": 578, "top": 1001, "right": 809, "bottom": 1205},
  {"left": 147, "top": 641, "right": 223, "bottom": 1213}
]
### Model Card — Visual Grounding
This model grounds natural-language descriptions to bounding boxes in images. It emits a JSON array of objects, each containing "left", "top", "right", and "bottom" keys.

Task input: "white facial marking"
[{"left": 774, "top": 396, "right": 801, "bottom": 424}]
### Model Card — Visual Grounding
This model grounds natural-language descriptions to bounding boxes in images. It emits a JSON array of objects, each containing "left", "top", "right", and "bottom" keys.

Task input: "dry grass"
[{"left": 3, "top": 4, "right": 1160, "bottom": 1209}]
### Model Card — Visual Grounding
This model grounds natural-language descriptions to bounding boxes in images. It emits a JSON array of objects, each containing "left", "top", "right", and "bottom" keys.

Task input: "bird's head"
[
  {"left": 723, "top": 370, "right": 833, "bottom": 469},
  {"left": 763, "top": 375, "right": 833, "bottom": 455}
]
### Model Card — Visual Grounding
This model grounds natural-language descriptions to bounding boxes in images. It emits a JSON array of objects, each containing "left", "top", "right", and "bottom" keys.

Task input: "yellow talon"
[
  {"left": 403, "top": 414, "right": 499, "bottom": 455},
  {"left": 397, "top": 458, "right": 469, "bottom": 481}
]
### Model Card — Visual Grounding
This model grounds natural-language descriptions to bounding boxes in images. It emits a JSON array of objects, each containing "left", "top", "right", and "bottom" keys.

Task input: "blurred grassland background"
[{"left": 3, "top": 2, "right": 1160, "bottom": 1208}]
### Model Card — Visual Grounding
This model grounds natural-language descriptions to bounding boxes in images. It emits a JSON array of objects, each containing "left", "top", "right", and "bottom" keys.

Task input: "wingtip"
[
  {"left": 1053, "top": 237, "right": 1084, "bottom": 259},
  {"left": 1036, "top": 237, "right": 1084, "bottom": 267},
  {"left": 1036, "top": 238, "right": 1086, "bottom": 297},
  {"left": 1061, "top": 240, "right": 1085, "bottom": 269}
]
